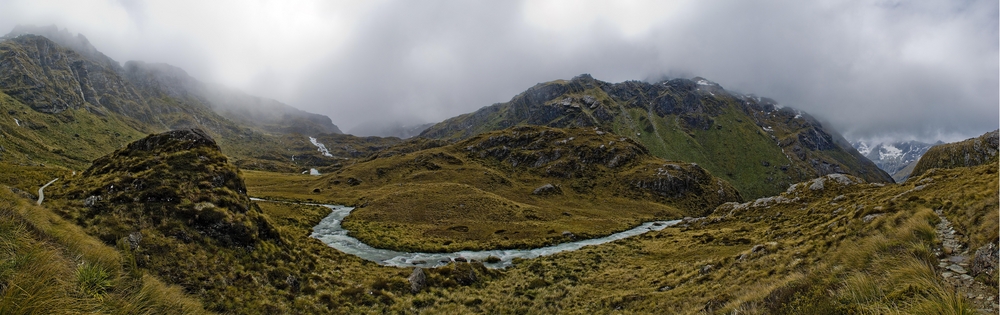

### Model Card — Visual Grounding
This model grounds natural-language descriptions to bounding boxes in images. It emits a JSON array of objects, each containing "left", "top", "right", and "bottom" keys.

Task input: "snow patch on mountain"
[
  {"left": 879, "top": 144, "right": 902, "bottom": 160},
  {"left": 852, "top": 139, "right": 936, "bottom": 182},
  {"left": 855, "top": 141, "right": 872, "bottom": 156}
]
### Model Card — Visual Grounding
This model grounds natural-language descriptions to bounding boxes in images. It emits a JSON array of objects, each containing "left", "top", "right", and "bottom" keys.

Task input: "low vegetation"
[
  {"left": 1, "top": 121, "right": 994, "bottom": 313},
  {"left": 0, "top": 176, "right": 207, "bottom": 314},
  {"left": 247, "top": 126, "right": 741, "bottom": 252}
]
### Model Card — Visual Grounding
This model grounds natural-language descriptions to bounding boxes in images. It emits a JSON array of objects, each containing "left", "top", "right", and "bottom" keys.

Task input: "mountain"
[
  {"left": 347, "top": 120, "right": 435, "bottom": 138},
  {"left": 0, "top": 25, "right": 356, "bottom": 172},
  {"left": 852, "top": 140, "right": 937, "bottom": 182},
  {"left": 420, "top": 74, "right": 892, "bottom": 198},
  {"left": 4, "top": 24, "right": 341, "bottom": 135},
  {"left": 910, "top": 129, "right": 999, "bottom": 179}
]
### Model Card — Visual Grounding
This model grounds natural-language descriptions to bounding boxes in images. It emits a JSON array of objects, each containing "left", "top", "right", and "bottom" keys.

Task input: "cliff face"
[{"left": 421, "top": 74, "right": 892, "bottom": 198}]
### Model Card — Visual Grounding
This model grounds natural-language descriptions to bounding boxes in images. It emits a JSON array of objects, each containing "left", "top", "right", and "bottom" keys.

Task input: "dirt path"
[{"left": 933, "top": 209, "right": 999, "bottom": 313}]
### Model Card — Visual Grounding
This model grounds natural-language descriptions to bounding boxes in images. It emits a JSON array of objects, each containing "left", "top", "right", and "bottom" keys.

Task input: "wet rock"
[
  {"left": 454, "top": 257, "right": 467, "bottom": 263},
  {"left": 408, "top": 267, "right": 426, "bottom": 293},
  {"left": 562, "top": 231, "right": 576, "bottom": 239},
  {"left": 532, "top": 183, "right": 563, "bottom": 195}
]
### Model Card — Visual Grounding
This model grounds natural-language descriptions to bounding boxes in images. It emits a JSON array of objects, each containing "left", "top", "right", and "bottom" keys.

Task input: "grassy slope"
[
  {"left": 0, "top": 182, "right": 207, "bottom": 314},
  {"left": 246, "top": 126, "right": 741, "bottom": 252},
  {"left": 0, "top": 92, "right": 147, "bottom": 170},
  {"left": 5, "top": 132, "right": 994, "bottom": 313},
  {"left": 360, "top": 163, "right": 995, "bottom": 314}
]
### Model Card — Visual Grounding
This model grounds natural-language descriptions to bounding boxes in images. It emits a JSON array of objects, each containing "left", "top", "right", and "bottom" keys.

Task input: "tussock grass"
[{"left": 0, "top": 181, "right": 209, "bottom": 314}]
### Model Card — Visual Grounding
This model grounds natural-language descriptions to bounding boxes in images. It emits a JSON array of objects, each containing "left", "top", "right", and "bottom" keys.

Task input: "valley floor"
[{"left": 1, "top": 161, "right": 996, "bottom": 314}]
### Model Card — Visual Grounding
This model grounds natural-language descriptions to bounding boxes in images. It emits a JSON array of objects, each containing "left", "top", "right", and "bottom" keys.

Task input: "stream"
[{"left": 252, "top": 198, "right": 682, "bottom": 269}]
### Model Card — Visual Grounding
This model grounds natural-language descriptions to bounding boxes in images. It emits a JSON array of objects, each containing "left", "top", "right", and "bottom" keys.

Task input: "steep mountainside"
[
  {"left": 248, "top": 126, "right": 742, "bottom": 252},
  {"left": 911, "top": 130, "right": 999, "bottom": 179},
  {"left": 853, "top": 140, "right": 937, "bottom": 182},
  {"left": 0, "top": 25, "right": 359, "bottom": 172},
  {"left": 421, "top": 74, "right": 892, "bottom": 198},
  {"left": 4, "top": 25, "right": 341, "bottom": 136}
]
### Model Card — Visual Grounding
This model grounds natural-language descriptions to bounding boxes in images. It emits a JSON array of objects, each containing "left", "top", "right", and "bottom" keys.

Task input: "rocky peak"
[{"left": 4, "top": 24, "right": 118, "bottom": 69}]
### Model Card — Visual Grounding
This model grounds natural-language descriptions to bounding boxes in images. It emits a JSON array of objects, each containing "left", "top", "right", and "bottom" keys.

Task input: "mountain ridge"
[{"left": 420, "top": 74, "right": 892, "bottom": 198}]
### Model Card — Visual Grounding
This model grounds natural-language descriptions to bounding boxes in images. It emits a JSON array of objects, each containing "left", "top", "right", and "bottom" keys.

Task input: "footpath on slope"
[{"left": 933, "top": 209, "right": 999, "bottom": 314}]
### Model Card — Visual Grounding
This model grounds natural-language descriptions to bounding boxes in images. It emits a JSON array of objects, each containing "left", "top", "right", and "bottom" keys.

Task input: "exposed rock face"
[
  {"left": 0, "top": 34, "right": 145, "bottom": 115},
  {"left": 420, "top": 74, "right": 891, "bottom": 198},
  {"left": 911, "top": 130, "right": 999, "bottom": 179}
]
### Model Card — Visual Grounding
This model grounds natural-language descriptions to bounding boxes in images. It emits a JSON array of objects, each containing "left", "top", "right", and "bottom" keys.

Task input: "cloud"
[{"left": 0, "top": 0, "right": 996, "bottom": 142}]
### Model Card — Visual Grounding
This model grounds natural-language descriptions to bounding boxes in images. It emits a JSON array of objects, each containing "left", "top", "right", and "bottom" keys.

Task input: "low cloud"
[{"left": 1, "top": 0, "right": 996, "bottom": 142}]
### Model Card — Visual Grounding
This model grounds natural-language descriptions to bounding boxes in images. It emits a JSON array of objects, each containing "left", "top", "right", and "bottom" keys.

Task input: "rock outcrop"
[
  {"left": 911, "top": 130, "right": 999, "bottom": 179},
  {"left": 55, "top": 128, "right": 277, "bottom": 247}
]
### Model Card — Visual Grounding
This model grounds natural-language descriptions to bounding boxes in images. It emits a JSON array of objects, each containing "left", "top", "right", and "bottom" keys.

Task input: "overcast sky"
[{"left": 1, "top": 0, "right": 997, "bottom": 142}]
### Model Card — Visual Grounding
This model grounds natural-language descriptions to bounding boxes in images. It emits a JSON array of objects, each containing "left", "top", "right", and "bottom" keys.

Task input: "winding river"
[{"left": 251, "top": 198, "right": 682, "bottom": 269}]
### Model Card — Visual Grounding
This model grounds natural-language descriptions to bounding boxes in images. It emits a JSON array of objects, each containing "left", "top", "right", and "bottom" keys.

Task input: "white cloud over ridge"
[{"left": 0, "top": 0, "right": 996, "bottom": 142}]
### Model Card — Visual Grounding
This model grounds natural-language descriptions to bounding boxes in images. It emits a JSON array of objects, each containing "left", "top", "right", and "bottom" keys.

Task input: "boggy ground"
[{"left": 246, "top": 126, "right": 741, "bottom": 252}]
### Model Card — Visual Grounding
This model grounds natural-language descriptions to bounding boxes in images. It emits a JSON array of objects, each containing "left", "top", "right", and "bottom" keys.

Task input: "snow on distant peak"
[
  {"left": 855, "top": 141, "right": 872, "bottom": 156},
  {"left": 879, "top": 144, "right": 903, "bottom": 160},
  {"left": 696, "top": 79, "right": 713, "bottom": 86},
  {"left": 309, "top": 137, "right": 333, "bottom": 157}
]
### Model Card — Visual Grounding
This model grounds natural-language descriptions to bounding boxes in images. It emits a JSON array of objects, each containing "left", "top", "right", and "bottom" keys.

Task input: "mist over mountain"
[
  {"left": 347, "top": 120, "right": 433, "bottom": 138},
  {"left": 0, "top": 7, "right": 997, "bottom": 313}
]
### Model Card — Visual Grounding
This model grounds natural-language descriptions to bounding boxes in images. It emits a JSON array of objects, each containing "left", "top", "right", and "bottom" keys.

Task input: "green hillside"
[{"left": 421, "top": 75, "right": 893, "bottom": 198}]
